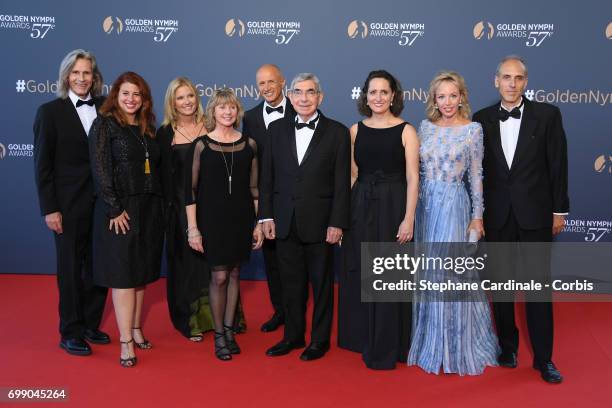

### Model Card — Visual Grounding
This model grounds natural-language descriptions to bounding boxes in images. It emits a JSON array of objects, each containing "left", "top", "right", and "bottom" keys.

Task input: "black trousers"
[
  {"left": 486, "top": 208, "right": 554, "bottom": 363},
  {"left": 276, "top": 217, "right": 334, "bottom": 344},
  {"left": 53, "top": 216, "right": 108, "bottom": 339},
  {"left": 262, "top": 239, "right": 283, "bottom": 316}
]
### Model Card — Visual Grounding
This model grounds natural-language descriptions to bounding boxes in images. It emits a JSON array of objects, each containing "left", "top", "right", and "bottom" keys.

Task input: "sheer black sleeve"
[
  {"left": 185, "top": 138, "right": 206, "bottom": 205},
  {"left": 89, "top": 116, "right": 123, "bottom": 218},
  {"left": 248, "top": 138, "right": 259, "bottom": 201}
]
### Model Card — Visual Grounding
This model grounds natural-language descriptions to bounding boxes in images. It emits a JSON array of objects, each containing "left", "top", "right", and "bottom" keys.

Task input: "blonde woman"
[
  {"left": 407, "top": 71, "right": 499, "bottom": 375},
  {"left": 185, "top": 88, "right": 263, "bottom": 360}
]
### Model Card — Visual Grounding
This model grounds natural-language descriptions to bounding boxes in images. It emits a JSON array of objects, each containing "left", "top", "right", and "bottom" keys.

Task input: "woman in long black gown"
[
  {"left": 337, "top": 70, "right": 419, "bottom": 369},
  {"left": 185, "top": 88, "right": 263, "bottom": 360},
  {"left": 158, "top": 78, "right": 245, "bottom": 342}
]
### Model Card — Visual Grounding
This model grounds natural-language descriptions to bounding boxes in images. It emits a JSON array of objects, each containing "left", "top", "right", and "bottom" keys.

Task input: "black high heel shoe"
[
  {"left": 119, "top": 339, "right": 137, "bottom": 368},
  {"left": 223, "top": 324, "right": 241, "bottom": 354},
  {"left": 214, "top": 331, "right": 232, "bottom": 361},
  {"left": 132, "top": 327, "right": 152, "bottom": 349}
]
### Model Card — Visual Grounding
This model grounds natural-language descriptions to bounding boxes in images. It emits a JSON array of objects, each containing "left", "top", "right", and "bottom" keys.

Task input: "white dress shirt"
[
  {"left": 295, "top": 113, "right": 319, "bottom": 165},
  {"left": 68, "top": 90, "right": 97, "bottom": 136},
  {"left": 499, "top": 101, "right": 523, "bottom": 169},
  {"left": 263, "top": 97, "right": 287, "bottom": 129}
]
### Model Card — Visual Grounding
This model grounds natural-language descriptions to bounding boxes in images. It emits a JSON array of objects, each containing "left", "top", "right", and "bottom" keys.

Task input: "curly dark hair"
[{"left": 357, "top": 70, "right": 404, "bottom": 117}]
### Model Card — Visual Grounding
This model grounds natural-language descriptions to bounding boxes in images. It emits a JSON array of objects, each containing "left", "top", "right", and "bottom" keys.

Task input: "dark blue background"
[{"left": 1, "top": 0, "right": 610, "bottom": 277}]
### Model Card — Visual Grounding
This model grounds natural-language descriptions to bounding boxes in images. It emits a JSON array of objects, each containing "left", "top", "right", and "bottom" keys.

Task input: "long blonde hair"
[
  {"left": 161, "top": 77, "right": 204, "bottom": 128},
  {"left": 425, "top": 71, "right": 471, "bottom": 122}
]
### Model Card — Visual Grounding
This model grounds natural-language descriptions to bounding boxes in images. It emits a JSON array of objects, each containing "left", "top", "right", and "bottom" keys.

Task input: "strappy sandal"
[
  {"left": 132, "top": 327, "right": 152, "bottom": 349},
  {"left": 188, "top": 333, "right": 204, "bottom": 342},
  {"left": 214, "top": 331, "right": 232, "bottom": 361},
  {"left": 223, "top": 324, "right": 241, "bottom": 354},
  {"left": 119, "top": 339, "right": 137, "bottom": 368}
]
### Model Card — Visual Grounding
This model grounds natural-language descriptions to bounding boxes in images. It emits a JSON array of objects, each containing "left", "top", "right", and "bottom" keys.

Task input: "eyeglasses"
[{"left": 289, "top": 89, "right": 319, "bottom": 97}]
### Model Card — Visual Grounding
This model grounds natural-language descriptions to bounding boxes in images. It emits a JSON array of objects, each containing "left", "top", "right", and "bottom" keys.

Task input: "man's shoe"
[
  {"left": 498, "top": 350, "right": 518, "bottom": 368},
  {"left": 260, "top": 314, "right": 284, "bottom": 332},
  {"left": 533, "top": 361, "right": 563, "bottom": 384},
  {"left": 59, "top": 338, "right": 92, "bottom": 356},
  {"left": 265, "top": 339, "right": 305, "bottom": 357},
  {"left": 300, "top": 342, "right": 330, "bottom": 361},
  {"left": 83, "top": 329, "right": 111, "bottom": 345}
]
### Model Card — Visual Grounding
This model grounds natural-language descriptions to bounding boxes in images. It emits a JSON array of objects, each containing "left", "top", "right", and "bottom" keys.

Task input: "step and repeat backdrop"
[{"left": 0, "top": 0, "right": 610, "bottom": 277}]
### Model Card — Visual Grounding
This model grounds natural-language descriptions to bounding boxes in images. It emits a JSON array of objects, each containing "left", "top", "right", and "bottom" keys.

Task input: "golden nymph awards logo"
[
  {"left": 563, "top": 218, "right": 612, "bottom": 242},
  {"left": 101, "top": 15, "right": 178, "bottom": 42},
  {"left": 0, "top": 142, "right": 6, "bottom": 160},
  {"left": 472, "top": 20, "right": 554, "bottom": 47},
  {"left": 347, "top": 19, "right": 424, "bottom": 47},
  {"left": 594, "top": 154, "right": 612, "bottom": 174},
  {"left": 606, "top": 22, "right": 612, "bottom": 39},
  {"left": 225, "top": 18, "right": 245, "bottom": 37},
  {"left": 0, "top": 14, "right": 55, "bottom": 39},
  {"left": 473, "top": 21, "right": 494, "bottom": 40},
  {"left": 103, "top": 16, "right": 123, "bottom": 34},
  {"left": 347, "top": 20, "right": 368, "bottom": 39},
  {"left": 224, "top": 18, "right": 300, "bottom": 45}
]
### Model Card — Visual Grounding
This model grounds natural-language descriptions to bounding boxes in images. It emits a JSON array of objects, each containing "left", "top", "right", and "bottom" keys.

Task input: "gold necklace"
[{"left": 127, "top": 125, "right": 150, "bottom": 174}]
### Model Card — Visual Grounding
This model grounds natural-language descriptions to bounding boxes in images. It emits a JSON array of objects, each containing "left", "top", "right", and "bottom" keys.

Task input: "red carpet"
[{"left": 0, "top": 274, "right": 610, "bottom": 408}]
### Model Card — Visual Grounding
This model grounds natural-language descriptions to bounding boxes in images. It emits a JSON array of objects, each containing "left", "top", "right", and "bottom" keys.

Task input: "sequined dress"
[{"left": 407, "top": 120, "right": 499, "bottom": 375}]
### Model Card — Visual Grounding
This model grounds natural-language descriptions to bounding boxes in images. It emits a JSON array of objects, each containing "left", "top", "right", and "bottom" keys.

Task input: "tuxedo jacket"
[
  {"left": 259, "top": 112, "right": 351, "bottom": 243},
  {"left": 242, "top": 100, "right": 296, "bottom": 166},
  {"left": 34, "top": 96, "right": 104, "bottom": 219},
  {"left": 473, "top": 98, "right": 569, "bottom": 230}
]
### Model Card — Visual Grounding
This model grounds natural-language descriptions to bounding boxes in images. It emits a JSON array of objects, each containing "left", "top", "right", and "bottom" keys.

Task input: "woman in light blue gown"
[{"left": 407, "top": 71, "right": 499, "bottom": 375}]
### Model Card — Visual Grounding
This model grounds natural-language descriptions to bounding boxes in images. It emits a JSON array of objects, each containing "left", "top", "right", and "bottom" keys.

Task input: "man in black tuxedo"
[
  {"left": 260, "top": 73, "right": 350, "bottom": 361},
  {"left": 34, "top": 49, "right": 109, "bottom": 356},
  {"left": 243, "top": 64, "right": 295, "bottom": 332},
  {"left": 473, "top": 55, "right": 569, "bottom": 383}
]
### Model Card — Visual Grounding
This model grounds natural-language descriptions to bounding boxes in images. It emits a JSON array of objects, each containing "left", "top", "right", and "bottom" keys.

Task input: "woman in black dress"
[
  {"left": 337, "top": 70, "right": 419, "bottom": 369},
  {"left": 89, "top": 72, "right": 163, "bottom": 367},
  {"left": 186, "top": 88, "right": 263, "bottom": 360},
  {"left": 158, "top": 78, "right": 246, "bottom": 342}
]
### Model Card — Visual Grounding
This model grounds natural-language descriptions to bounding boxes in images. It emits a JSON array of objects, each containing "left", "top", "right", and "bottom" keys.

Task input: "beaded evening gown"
[{"left": 407, "top": 120, "right": 499, "bottom": 375}]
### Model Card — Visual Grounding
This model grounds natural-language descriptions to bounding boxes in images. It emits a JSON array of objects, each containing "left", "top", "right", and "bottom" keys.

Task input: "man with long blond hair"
[{"left": 33, "top": 49, "right": 109, "bottom": 356}]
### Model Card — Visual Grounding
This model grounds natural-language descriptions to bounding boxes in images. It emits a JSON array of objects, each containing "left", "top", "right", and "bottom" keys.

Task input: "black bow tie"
[
  {"left": 76, "top": 99, "right": 95, "bottom": 108},
  {"left": 499, "top": 106, "right": 521, "bottom": 121},
  {"left": 295, "top": 116, "right": 318, "bottom": 130},
  {"left": 266, "top": 105, "right": 284, "bottom": 114}
]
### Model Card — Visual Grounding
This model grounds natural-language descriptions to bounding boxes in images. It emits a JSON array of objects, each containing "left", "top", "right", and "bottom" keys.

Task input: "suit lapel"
[
  {"left": 255, "top": 101, "right": 267, "bottom": 133},
  {"left": 485, "top": 104, "right": 510, "bottom": 173},
  {"left": 284, "top": 118, "right": 299, "bottom": 165},
  {"left": 510, "top": 99, "right": 536, "bottom": 170},
  {"left": 300, "top": 113, "right": 327, "bottom": 167},
  {"left": 62, "top": 98, "right": 87, "bottom": 139}
]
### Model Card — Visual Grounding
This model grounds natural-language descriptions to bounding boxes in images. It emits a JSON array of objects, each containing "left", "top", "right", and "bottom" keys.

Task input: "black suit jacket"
[
  {"left": 259, "top": 112, "right": 351, "bottom": 243},
  {"left": 34, "top": 96, "right": 104, "bottom": 219},
  {"left": 473, "top": 98, "right": 569, "bottom": 230}
]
